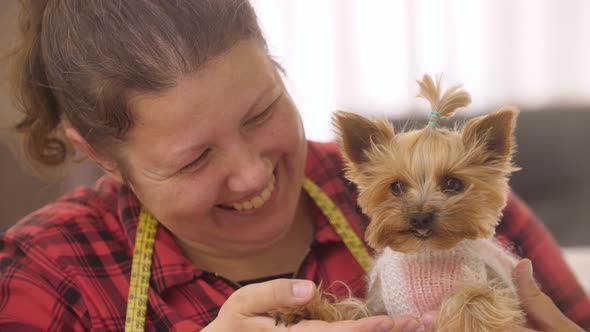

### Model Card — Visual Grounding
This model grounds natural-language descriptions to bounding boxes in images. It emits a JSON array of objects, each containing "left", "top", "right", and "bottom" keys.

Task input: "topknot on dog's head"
[{"left": 416, "top": 74, "right": 472, "bottom": 128}]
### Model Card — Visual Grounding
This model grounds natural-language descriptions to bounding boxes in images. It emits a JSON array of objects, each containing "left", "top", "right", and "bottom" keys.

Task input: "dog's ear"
[
  {"left": 332, "top": 111, "right": 394, "bottom": 165},
  {"left": 462, "top": 107, "right": 519, "bottom": 162}
]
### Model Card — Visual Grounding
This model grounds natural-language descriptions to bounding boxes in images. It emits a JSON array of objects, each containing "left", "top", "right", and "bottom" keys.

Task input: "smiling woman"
[
  {"left": 0, "top": 1, "right": 589, "bottom": 331},
  {"left": 107, "top": 40, "right": 310, "bottom": 266}
]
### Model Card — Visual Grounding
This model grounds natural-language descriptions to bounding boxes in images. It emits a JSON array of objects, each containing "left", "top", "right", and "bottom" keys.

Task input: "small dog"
[{"left": 270, "top": 74, "right": 525, "bottom": 331}]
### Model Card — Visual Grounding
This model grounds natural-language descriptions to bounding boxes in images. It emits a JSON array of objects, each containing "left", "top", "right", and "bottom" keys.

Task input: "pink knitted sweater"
[{"left": 368, "top": 238, "right": 518, "bottom": 317}]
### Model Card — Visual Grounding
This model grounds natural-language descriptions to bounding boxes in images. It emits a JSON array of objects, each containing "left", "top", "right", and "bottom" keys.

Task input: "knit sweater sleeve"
[{"left": 475, "top": 238, "right": 520, "bottom": 291}]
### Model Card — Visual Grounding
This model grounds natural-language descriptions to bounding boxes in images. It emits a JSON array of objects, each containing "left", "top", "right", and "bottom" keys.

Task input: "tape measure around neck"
[
  {"left": 124, "top": 208, "right": 158, "bottom": 332},
  {"left": 124, "top": 177, "right": 371, "bottom": 331},
  {"left": 301, "top": 178, "right": 372, "bottom": 273}
]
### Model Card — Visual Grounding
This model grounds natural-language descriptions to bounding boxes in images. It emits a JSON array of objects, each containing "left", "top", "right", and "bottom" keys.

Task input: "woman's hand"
[
  {"left": 202, "top": 278, "right": 423, "bottom": 332},
  {"left": 511, "top": 259, "right": 584, "bottom": 332}
]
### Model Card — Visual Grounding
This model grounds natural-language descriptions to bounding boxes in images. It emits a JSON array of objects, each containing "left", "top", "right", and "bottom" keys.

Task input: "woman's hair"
[{"left": 10, "top": 0, "right": 267, "bottom": 170}]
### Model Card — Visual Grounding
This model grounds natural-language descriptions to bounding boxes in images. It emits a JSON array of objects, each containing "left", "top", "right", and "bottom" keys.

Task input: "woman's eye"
[
  {"left": 248, "top": 107, "right": 273, "bottom": 125},
  {"left": 442, "top": 176, "right": 464, "bottom": 193},
  {"left": 181, "top": 149, "right": 211, "bottom": 172},
  {"left": 390, "top": 181, "right": 406, "bottom": 196},
  {"left": 247, "top": 93, "right": 282, "bottom": 125}
]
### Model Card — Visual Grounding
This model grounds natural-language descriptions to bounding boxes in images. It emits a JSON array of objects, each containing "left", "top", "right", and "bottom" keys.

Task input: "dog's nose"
[{"left": 409, "top": 213, "right": 434, "bottom": 229}]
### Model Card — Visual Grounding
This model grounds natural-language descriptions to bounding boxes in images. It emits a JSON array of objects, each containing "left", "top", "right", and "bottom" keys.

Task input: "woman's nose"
[{"left": 226, "top": 150, "right": 273, "bottom": 193}]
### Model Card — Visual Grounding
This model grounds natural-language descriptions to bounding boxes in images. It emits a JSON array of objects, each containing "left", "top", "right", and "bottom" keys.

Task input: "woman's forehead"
[
  {"left": 121, "top": 41, "right": 281, "bottom": 164},
  {"left": 131, "top": 41, "right": 277, "bottom": 116}
]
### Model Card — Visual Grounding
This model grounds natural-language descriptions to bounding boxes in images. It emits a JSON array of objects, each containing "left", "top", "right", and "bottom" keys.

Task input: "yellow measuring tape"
[
  {"left": 124, "top": 177, "right": 371, "bottom": 331},
  {"left": 124, "top": 208, "right": 158, "bottom": 332},
  {"left": 301, "top": 178, "right": 372, "bottom": 272}
]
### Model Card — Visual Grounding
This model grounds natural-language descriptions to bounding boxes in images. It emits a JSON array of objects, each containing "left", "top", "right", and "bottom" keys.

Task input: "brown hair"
[{"left": 9, "top": 0, "right": 267, "bottom": 171}]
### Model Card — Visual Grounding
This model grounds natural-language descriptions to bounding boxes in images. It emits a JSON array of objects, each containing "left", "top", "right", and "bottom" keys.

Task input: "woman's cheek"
[
  {"left": 167, "top": 175, "right": 218, "bottom": 216},
  {"left": 269, "top": 108, "right": 304, "bottom": 148}
]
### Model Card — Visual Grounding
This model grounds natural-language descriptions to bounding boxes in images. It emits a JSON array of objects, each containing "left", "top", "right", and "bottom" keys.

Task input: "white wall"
[{"left": 251, "top": 0, "right": 590, "bottom": 141}]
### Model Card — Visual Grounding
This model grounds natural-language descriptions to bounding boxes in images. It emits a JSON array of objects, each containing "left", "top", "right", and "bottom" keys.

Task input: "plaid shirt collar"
[{"left": 114, "top": 141, "right": 363, "bottom": 295}]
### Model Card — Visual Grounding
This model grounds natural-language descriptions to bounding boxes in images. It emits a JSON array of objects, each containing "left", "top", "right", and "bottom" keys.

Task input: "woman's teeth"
[{"left": 230, "top": 175, "right": 275, "bottom": 211}]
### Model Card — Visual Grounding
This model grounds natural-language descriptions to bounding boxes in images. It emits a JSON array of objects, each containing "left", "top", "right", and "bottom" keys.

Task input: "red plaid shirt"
[{"left": 1, "top": 141, "right": 589, "bottom": 331}]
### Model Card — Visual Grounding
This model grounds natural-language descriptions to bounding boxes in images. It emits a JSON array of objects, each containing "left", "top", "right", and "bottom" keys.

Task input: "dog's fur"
[{"left": 269, "top": 74, "right": 525, "bottom": 331}]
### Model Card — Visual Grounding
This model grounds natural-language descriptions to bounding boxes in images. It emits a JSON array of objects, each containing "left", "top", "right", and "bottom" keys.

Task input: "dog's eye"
[
  {"left": 390, "top": 181, "right": 406, "bottom": 196},
  {"left": 442, "top": 176, "right": 464, "bottom": 193}
]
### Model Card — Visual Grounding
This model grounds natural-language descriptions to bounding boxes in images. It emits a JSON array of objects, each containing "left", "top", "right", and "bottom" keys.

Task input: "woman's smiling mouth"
[{"left": 218, "top": 173, "right": 276, "bottom": 212}]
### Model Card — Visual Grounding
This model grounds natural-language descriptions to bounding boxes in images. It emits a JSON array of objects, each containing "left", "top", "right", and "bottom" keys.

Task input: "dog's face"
[{"left": 334, "top": 109, "right": 519, "bottom": 253}]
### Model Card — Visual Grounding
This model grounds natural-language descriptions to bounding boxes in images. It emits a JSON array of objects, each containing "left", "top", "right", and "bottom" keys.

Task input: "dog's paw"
[
  {"left": 267, "top": 283, "right": 368, "bottom": 325},
  {"left": 268, "top": 307, "right": 311, "bottom": 327}
]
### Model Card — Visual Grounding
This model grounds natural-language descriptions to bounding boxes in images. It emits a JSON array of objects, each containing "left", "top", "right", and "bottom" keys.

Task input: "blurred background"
[{"left": 1, "top": 1, "right": 588, "bottom": 287}]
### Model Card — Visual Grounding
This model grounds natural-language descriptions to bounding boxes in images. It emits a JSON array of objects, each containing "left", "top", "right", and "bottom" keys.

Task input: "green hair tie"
[{"left": 428, "top": 111, "right": 441, "bottom": 127}]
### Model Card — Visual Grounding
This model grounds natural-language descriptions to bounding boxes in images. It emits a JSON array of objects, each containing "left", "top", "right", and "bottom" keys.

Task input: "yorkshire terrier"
[{"left": 270, "top": 74, "right": 526, "bottom": 331}]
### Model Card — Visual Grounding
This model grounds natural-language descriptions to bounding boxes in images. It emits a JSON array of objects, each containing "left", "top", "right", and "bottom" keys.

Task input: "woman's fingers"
[
  {"left": 222, "top": 279, "right": 315, "bottom": 317},
  {"left": 509, "top": 327, "right": 540, "bottom": 332},
  {"left": 289, "top": 314, "right": 421, "bottom": 332},
  {"left": 514, "top": 259, "right": 584, "bottom": 332},
  {"left": 389, "top": 315, "right": 422, "bottom": 332},
  {"left": 420, "top": 311, "right": 437, "bottom": 331},
  {"left": 216, "top": 278, "right": 431, "bottom": 332}
]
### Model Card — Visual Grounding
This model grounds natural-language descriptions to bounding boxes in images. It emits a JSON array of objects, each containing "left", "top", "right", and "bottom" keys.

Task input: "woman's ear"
[{"left": 65, "top": 128, "right": 125, "bottom": 183}]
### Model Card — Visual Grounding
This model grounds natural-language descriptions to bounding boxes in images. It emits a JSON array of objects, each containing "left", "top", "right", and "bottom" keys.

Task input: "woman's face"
[{"left": 120, "top": 40, "right": 307, "bottom": 255}]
